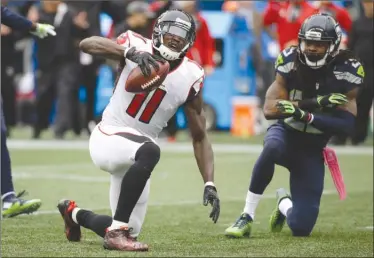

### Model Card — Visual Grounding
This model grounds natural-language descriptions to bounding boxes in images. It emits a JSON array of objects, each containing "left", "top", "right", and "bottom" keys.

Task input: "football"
[{"left": 125, "top": 61, "right": 170, "bottom": 93}]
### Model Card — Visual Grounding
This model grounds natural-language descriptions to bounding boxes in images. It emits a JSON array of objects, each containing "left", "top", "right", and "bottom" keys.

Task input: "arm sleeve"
[
  {"left": 1, "top": 6, "right": 33, "bottom": 31},
  {"left": 186, "top": 75, "right": 205, "bottom": 103}
]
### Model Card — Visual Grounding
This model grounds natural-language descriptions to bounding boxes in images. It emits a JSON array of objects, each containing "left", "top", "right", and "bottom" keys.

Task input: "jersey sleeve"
[
  {"left": 333, "top": 58, "right": 365, "bottom": 93},
  {"left": 116, "top": 30, "right": 149, "bottom": 49},
  {"left": 274, "top": 47, "right": 297, "bottom": 79},
  {"left": 116, "top": 31, "right": 131, "bottom": 48},
  {"left": 186, "top": 72, "right": 205, "bottom": 103}
]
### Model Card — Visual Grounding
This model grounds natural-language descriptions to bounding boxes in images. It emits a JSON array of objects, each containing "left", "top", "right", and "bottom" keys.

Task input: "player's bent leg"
[
  {"left": 226, "top": 124, "right": 290, "bottom": 238},
  {"left": 286, "top": 152, "right": 325, "bottom": 237},
  {"left": 269, "top": 188, "right": 292, "bottom": 233},
  {"left": 128, "top": 179, "right": 150, "bottom": 238},
  {"left": 89, "top": 124, "right": 159, "bottom": 251},
  {"left": 103, "top": 143, "right": 158, "bottom": 251},
  {"left": 249, "top": 124, "right": 290, "bottom": 195},
  {"left": 111, "top": 142, "right": 159, "bottom": 227},
  {"left": 110, "top": 175, "right": 151, "bottom": 239}
]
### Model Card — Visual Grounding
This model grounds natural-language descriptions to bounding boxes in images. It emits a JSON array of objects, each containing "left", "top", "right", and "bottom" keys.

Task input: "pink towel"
[{"left": 323, "top": 147, "right": 347, "bottom": 200}]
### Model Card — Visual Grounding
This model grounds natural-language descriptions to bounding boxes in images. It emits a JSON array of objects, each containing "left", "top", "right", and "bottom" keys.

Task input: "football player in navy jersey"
[{"left": 225, "top": 13, "right": 364, "bottom": 238}]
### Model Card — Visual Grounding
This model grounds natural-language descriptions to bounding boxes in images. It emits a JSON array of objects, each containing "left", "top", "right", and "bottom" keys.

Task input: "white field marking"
[
  {"left": 26, "top": 190, "right": 337, "bottom": 216},
  {"left": 357, "top": 226, "right": 374, "bottom": 231},
  {"left": 13, "top": 171, "right": 109, "bottom": 183},
  {"left": 7, "top": 139, "right": 373, "bottom": 156}
]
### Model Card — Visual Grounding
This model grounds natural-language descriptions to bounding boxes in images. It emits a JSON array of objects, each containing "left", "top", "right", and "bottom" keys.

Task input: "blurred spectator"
[
  {"left": 32, "top": 1, "right": 89, "bottom": 139},
  {"left": 263, "top": 0, "right": 318, "bottom": 50},
  {"left": 313, "top": 1, "right": 352, "bottom": 32},
  {"left": 174, "top": 1, "right": 215, "bottom": 76},
  {"left": 110, "top": 0, "right": 155, "bottom": 38},
  {"left": 331, "top": 1, "right": 373, "bottom": 145},
  {"left": 149, "top": 0, "right": 173, "bottom": 37},
  {"left": 163, "top": 1, "right": 215, "bottom": 142},
  {"left": 66, "top": 1, "right": 123, "bottom": 134},
  {"left": 223, "top": 1, "right": 274, "bottom": 108}
]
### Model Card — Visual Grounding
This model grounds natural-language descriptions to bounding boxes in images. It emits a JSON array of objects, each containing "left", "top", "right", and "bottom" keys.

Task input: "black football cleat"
[{"left": 57, "top": 199, "right": 81, "bottom": 242}]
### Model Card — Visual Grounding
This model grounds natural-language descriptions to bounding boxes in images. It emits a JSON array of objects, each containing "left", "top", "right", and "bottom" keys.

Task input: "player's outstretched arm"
[
  {"left": 184, "top": 91, "right": 220, "bottom": 223},
  {"left": 185, "top": 91, "right": 214, "bottom": 183},
  {"left": 1, "top": 6, "right": 55, "bottom": 38},
  {"left": 79, "top": 36, "right": 125, "bottom": 61},
  {"left": 263, "top": 73, "right": 295, "bottom": 120}
]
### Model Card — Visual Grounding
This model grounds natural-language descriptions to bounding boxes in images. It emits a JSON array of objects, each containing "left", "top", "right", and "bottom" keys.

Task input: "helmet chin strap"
[
  {"left": 153, "top": 44, "right": 180, "bottom": 61},
  {"left": 152, "top": 31, "right": 191, "bottom": 61},
  {"left": 304, "top": 52, "right": 328, "bottom": 69}
]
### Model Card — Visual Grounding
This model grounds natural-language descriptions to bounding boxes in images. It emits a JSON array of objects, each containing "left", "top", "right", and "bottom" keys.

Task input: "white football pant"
[{"left": 89, "top": 123, "right": 152, "bottom": 237}]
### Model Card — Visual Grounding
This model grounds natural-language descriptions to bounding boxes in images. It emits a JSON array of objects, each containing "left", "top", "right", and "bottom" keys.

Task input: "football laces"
[{"left": 141, "top": 75, "right": 160, "bottom": 90}]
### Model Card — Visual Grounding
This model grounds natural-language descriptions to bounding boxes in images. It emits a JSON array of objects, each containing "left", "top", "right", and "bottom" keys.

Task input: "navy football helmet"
[{"left": 298, "top": 13, "right": 342, "bottom": 68}]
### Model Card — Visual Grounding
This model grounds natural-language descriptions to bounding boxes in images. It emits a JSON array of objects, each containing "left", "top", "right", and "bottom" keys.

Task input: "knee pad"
[{"left": 135, "top": 142, "right": 161, "bottom": 172}]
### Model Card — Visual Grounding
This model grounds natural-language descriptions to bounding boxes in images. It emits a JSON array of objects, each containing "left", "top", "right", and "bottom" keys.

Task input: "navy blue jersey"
[{"left": 274, "top": 46, "right": 364, "bottom": 148}]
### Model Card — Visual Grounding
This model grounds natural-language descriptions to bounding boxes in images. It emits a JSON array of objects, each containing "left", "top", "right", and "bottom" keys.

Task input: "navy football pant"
[
  {"left": 1, "top": 99, "right": 15, "bottom": 200},
  {"left": 249, "top": 123, "right": 325, "bottom": 236}
]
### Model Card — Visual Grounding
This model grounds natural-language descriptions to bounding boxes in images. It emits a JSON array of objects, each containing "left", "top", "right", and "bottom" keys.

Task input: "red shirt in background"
[
  {"left": 186, "top": 13, "right": 215, "bottom": 68},
  {"left": 263, "top": 0, "right": 318, "bottom": 50},
  {"left": 317, "top": 2, "right": 352, "bottom": 32}
]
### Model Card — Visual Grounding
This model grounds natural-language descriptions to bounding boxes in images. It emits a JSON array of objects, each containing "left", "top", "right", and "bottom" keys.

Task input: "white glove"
[{"left": 30, "top": 23, "right": 56, "bottom": 39}]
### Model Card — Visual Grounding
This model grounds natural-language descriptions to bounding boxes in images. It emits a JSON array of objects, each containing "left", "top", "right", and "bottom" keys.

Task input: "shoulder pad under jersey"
[
  {"left": 333, "top": 58, "right": 365, "bottom": 86},
  {"left": 274, "top": 47, "right": 297, "bottom": 77}
]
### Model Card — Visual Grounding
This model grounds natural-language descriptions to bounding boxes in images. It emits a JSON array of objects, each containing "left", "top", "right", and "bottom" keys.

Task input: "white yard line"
[
  {"left": 7, "top": 139, "right": 373, "bottom": 155},
  {"left": 29, "top": 190, "right": 337, "bottom": 216}
]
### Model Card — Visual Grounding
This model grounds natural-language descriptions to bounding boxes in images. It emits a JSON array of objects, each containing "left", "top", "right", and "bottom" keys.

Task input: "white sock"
[
  {"left": 71, "top": 208, "right": 81, "bottom": 224},
  {"left": 243, "top": 191, "right": 262, "bottom": 220},
  {"left": 279, "top": 198, "right": 293, "bottom": 217},
  {"left": 108, "top": 219, "right": 128, "bottom": 231}
]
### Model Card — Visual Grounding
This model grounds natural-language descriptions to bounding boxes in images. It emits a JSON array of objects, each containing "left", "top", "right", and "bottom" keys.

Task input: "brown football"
[{"left": 125, "top": 61, "right": 170, "bottom": 93}]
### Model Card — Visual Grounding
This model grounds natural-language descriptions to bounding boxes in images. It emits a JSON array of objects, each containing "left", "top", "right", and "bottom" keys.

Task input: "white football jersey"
[{"left": 101, "top": 30, "right": 205, "bottom": 140}]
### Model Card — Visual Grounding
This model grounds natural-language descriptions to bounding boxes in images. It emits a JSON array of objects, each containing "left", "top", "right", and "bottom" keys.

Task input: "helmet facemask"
[
  {"left": 299, "top": 37, "right": 334, "bottom": 69},
  {"left": 153, "top": 19, "right": 195, "bottom": 61}
]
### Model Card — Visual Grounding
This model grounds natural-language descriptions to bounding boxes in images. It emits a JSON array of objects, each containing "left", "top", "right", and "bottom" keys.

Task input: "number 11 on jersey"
[{"left": 126, "top": 88, "right": 167, "bottom": 124}]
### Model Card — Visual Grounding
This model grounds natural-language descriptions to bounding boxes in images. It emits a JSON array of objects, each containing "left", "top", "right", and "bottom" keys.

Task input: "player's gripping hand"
[
  {"left": 203, "top": 185, "right": 220, "bottom": 223},
  {"left": 125, "top": 47, "right": 165, "bottom": 77},
  {"left": 317, "top": 93, "right": 348, "bottom": 108},
  {"left": 299, "top": 93, "right": 348, "bottom": 110},
  {"left": 276, "top": 100, "right": 310, "bottom": 122},
  {"left": 30, "top": 23, "right": 56, "bottom": 39}
]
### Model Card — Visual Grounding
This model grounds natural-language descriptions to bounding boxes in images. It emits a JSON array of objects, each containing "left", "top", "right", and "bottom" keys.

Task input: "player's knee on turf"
[
  {"left": 287, "top": 205, "right": 319, "bottom": 237},
  {"left": 135, "top": 142, "right": 160, "bottom": 173}
]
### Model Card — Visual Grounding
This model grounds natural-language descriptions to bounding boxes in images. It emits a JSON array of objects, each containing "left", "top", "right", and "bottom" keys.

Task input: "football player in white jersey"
[{"left": 57, "top": 10, "right": 220, "bottom": 252}]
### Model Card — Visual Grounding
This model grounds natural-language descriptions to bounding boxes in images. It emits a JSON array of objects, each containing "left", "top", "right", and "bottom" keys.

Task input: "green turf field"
[{"left": 1, "top": 141, "right": 373, "bottom": 257}]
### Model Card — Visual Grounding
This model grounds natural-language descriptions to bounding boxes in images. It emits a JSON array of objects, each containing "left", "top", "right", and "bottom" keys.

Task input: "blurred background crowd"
[{"left": 1, "top": 0, "right": 373, "bottom": 145}]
